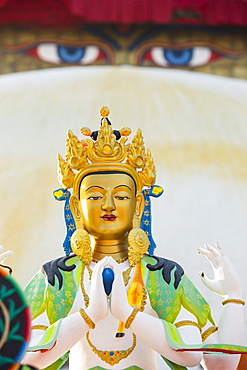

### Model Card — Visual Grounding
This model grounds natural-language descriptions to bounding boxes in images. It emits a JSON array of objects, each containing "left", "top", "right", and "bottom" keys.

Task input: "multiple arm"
[
  {"left": 25, "top": 311, "right": 93, "bottom": 368},
  {"left": 24, "top": 259, "right": 109, "bottom": 368},
  {"left": 109, "top": 256, "right": 203, "bottom": 367},
  {"left": 198, "top": 243, "right": 244, "bottom": 369},
  {"left": 24, "top": 246, "right": 245, "bottom": 370},
  {"left": 0, "top": 245, "right": 13, "bottom": 273},
  {"left": 24, "top": 256, "right": 203, "bottom": 368}
]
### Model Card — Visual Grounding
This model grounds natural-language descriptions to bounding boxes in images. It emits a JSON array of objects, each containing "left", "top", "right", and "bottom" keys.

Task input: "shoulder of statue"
[
  {"left": 42, "top": 254, "right": 80, "bottom": 290},
  {"left": 142, "top": 254, "right": 184, "bottom": 290}
]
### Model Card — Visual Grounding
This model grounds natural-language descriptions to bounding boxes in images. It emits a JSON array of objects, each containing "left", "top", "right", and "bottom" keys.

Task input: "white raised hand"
[
  {"left": 198, "top": 243, "right": 242, "bottom": 298},
  {"left": 86, "top": 257, "right": 109, "bottom": 323},
  {"left": 0, "top": 245, "right": 13, "bottom": 264}
]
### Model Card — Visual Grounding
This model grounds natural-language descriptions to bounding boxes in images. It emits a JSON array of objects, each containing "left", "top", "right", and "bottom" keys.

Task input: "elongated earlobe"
[
  {"left": 132, "top": 193, "right": 144, "bottom": 228},
  {"left": 70, "top": 195, "right": 83, "bottom": 228}
]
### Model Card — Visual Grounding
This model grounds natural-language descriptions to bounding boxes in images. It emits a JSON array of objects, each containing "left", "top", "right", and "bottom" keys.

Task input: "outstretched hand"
[
  {"left": 198, "top": 243, "right": 242, "bottom": 299},
  {"left": 0, "top": 245, "right": 13, "bottom": 264}
]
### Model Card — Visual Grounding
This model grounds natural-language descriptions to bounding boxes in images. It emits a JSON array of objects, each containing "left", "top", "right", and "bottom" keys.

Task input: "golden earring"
[
  {"left": 128, "top": 228, "right": 150, "bottom": 267},
  {"left": 132, "top": 214, "right": 141, "bottom": 229},
  {"left": 71, "top": 229, "right": 92, "bottom": 264}
]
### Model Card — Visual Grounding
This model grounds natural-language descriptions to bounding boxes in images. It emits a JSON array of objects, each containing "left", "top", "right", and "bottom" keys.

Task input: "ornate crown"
[{"left": 57, "top": 106, "right": 156, "bottom": 194}]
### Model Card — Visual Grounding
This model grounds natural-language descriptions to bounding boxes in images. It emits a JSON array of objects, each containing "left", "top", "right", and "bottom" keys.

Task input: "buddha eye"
[
  {"left": 141, "top": 46, "right": 222, "bottom": 67},
  {"left": 88, "top": 196, "right": 103, "bottom": 200},
  {"left": 26, "top": 43, "right": 108, "bottom": 65},
  {"left": 115, "top": 196, "right": 129, "bottom": 200}
]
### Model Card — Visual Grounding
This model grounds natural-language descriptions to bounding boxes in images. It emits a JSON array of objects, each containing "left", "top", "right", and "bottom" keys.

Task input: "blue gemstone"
[
  {"left": 102, "top": 267, "right": 115, "bottom": 295},
  {"left": 109, "top": 352, "right": 114, "bottom": 356}
]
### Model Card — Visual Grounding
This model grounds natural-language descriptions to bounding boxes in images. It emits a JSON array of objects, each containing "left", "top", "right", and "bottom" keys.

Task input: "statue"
[{"left": 22, "top": 107, "right": 247, "bottom": 370}]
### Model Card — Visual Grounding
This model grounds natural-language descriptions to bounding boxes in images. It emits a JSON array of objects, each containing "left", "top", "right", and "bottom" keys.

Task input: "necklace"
[
  {"left": 80, "top": 264, "right": 93, "bottom": 308},
  {"left": 86, "top": 331, "right": 136, "bottom": 366},
  {"left": 81, "top": 260, "right": 146, "bottom": 362}
]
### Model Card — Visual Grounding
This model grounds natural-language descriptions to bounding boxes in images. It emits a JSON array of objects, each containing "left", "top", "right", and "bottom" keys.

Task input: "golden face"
[{"left": 74, "top": 173, "right": 141, "bottom": 240}]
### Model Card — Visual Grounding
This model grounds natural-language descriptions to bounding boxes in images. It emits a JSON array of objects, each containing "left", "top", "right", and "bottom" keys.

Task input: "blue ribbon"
[
  {"left": 53, "top": 189, "right": 76, "bottom": 255},
  {"left": 141, "top": 185, "right": 164, "bottom": 255}
]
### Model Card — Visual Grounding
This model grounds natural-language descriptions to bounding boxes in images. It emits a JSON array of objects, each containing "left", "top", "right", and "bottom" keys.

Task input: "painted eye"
[
  {"left": 115, "top": 196, "right": 129, "bottom": 200},
  {"left": 88, "top": 196, "right": 102, "bottom": 200},
  {"left": 27, "top": 43, "right": 106, "bottom": 65},
  {"left": 57, "top": 45, "right": 95, "bottom": 63},
  {"left": 143, "top": 46, "right": 221, "bottom": 67}
]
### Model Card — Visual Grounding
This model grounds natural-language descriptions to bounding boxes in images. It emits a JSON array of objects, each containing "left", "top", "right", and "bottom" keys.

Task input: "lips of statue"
[
  {"left": 102, "top": 214, "right": 116, "bottom": 221},
  {"left": 79, "top": 173, "right": 137, "bottom": 240}
]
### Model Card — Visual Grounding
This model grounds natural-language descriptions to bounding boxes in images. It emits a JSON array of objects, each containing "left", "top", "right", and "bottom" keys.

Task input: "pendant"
[{"left": 102, "top": 267, "right": 114, "bottom": 295}]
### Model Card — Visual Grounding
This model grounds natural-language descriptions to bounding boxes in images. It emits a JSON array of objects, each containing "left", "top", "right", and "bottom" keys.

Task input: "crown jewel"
[{"left": 57, "top": 107, "right": 156, "bottom": 191}]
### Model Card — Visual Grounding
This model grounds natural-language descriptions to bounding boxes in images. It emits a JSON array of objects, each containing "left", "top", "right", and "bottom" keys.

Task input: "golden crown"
[{"left": 57, "top": 106, "right": 156, "bottom": 194}]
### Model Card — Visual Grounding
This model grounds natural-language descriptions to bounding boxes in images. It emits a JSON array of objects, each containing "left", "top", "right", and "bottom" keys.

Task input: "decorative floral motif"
[
  {"left": 128, "top": 228, "right": 150, "bottom": 267},
  {"left": 71, "top": 229, "right": 92, "bottom": 264}
]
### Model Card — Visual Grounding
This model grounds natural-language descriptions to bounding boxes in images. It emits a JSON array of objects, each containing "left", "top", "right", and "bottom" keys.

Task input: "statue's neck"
[{"left": 92, "top": 238, "right": 128, "bottom": 262}]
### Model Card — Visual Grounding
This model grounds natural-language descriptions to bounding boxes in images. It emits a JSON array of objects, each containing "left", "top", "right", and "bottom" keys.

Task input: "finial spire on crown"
[
  {"left": 57, "top": 106, "right": 156, "bottom": 192},
  {"left": 100, "top": 106, "right": 110, "bottom": 118}
]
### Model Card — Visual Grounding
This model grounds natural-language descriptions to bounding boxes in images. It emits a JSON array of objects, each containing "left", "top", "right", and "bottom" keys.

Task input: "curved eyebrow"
[
  {"left": 113, "top": 185, "right": 132, "bottom": 191},
  {"left": 85, "top": 185, "right": 105, "bottom": 192}
]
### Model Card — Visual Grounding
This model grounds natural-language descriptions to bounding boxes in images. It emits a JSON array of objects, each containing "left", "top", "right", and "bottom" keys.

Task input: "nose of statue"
[{"left": 101, "top": 191, "right": 116, "bottom": 212}]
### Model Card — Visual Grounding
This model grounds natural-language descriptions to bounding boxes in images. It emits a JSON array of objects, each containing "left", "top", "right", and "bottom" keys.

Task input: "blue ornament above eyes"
[{"left": 102, "top": 267, "right": 115, "bottom": 295}]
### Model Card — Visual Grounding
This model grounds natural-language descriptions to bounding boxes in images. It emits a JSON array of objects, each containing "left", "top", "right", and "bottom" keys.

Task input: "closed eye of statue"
[
  {"left": 115, "top": 196, "right": 129, "bottom": 200},
  {"left": 87, "top": 196, "right": 103, "bottom": 200}
]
